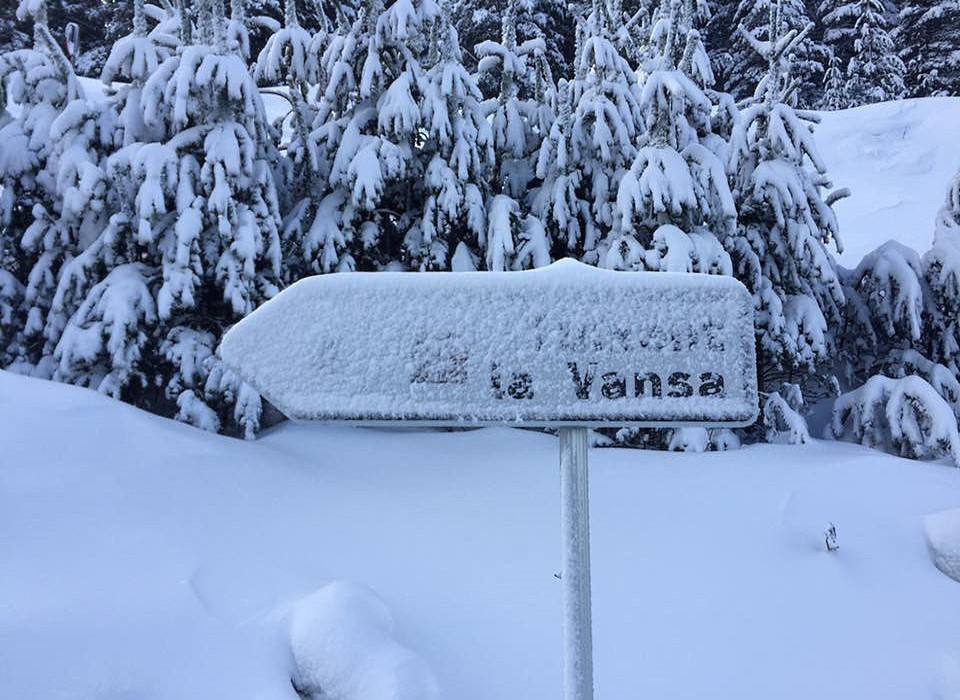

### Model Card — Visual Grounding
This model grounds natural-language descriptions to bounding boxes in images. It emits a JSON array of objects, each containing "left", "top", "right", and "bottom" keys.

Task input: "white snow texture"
[
  {"left": 924, "top": 509, "right": 960, "bottom": 584},
  {"left": 290, "top": 582, "right": 440, "bottom": 700},
  {"left": 218, "top": 259, "right": 758, "bottom": 426}
]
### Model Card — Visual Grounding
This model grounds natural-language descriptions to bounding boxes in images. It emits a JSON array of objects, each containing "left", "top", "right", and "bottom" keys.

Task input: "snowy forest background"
[{"left": 2, "top": 0, "right": 960, "bottom": 464}]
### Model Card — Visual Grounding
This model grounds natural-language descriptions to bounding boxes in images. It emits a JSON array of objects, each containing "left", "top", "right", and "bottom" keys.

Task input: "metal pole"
[{"left": 559, "top": 426, "right": 594, "bottom": 700}]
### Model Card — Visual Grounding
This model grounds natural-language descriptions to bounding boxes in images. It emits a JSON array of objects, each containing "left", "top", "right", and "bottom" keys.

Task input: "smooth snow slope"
[
  {"left": 2, "top": 370, "right": 960, "bottom": 700},
  {"left": 817, "top": 97, "right": 960, "bottom": 266}
]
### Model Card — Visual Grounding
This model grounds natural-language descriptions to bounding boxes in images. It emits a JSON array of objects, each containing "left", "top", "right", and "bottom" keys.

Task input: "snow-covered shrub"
[
  {"left": 664, "top": 428, "right": 741, "bottom": 452},
  {"left": 839, "top": 240, "right": 926, "bottom": 382},
  {"left": 667, "top": 427, "right": 711, "bottom": 452},
  {"left": 763, "top": 387, "right": 810, "bottom": 444},
  {"left": 628, "top": 426, "right": 741, "bottom": 452},
  {"left": 880, "top": 349, "right": 960, "bottom": 418},
  {"left": 829, "top": 375, "right": 960, "bottom": 465},
  {"left": 924, "top": 168, "right": 960, "bottom": 375}
]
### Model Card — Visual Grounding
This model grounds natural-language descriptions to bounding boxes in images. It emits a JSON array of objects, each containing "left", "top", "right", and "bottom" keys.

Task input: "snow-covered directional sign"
[{"left": 219, "top": 259, "right": 758, "bottom": 427}]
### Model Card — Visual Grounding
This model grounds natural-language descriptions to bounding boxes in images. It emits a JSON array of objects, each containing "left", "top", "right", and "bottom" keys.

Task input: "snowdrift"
[{"left": 2, "top": 369, "right": 960, "bottom": 699}]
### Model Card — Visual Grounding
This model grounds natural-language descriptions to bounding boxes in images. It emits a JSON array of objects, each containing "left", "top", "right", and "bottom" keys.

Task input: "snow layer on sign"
[
  {"left": 289, "top": 582, "right": 440, "bottom": 700},
  {"left": 218, "top": 260, "right": 757, "bottom": 426},
  {"left": 925, "top": 509, "right": 960, "bottom": 583}
]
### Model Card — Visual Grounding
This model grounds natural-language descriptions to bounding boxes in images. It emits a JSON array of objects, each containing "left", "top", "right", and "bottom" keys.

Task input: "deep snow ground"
[{"left": 3, "top": 370, "right": 960, "bottom": 699}]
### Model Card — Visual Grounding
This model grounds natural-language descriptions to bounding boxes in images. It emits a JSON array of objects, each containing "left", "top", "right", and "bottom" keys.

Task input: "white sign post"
[{"left": 219, "top": 259, "right": 758, "bottom": 700}]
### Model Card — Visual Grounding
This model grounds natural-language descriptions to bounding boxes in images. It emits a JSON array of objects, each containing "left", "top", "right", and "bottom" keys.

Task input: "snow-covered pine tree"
[
  {"left": 474, "top": 0, "right": 554, "bottom": 269},
  {"left": 45, "top": 0, "right": 175, "bottom": 400},
  {"left": 302, "top": 0, "right": 440, "bottom": 272},
  {"left": 405, "top": 7, "right": 493, "bottom": 270},
  {"left": 253, "top": 0, "right": 322, "bottom": 281},
  {"left": 836, "top": 240, "right": 927, "bottom": 391},
  {"left": 49, "top": 0, "right": 284, "bottom": 437},
  {"left": 829, "top": 0, "right": 904, "bottom": 104},
  {"left": 819, "top": 47, "right": 847, "bottom": 108},
  {"left": 818, "top": 0, "right": 854, "bottom": 74},
  {"left": 0, "top": 0, "right": 85, "bottom": 371},
  {"left": 896, "top": 0, "right": 960, "bottom": 97},
  {"left": 709, "top": 0, "right": 828, "bottom": 108},
  {"left": 450, "top": 0, "right": 573, "bottom": 94},
  {"left": 604, "top": 0, "right": 735, "bottom": 273},
  {"left": 830, "top": 374, "right": 960, "bottom": 465},
  {"left": 100, "top": 0, "right": 175, "bottom": 147},
  {"left": 728, "top": 0, "right": 846, "bottom": 403},
  {"left": 924, "top": 168, "right": 960, "bottom": 376},
  {"left": 533, "top": 0, "right": 644, "bottom": 263}
]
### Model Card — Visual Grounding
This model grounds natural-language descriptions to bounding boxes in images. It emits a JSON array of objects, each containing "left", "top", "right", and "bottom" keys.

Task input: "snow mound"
[
  {"left": 924, "top": 509, "right": 960, "bottom": 584},
  {"left": 289, "top": 581, "right": 440, "bottom": 700}
]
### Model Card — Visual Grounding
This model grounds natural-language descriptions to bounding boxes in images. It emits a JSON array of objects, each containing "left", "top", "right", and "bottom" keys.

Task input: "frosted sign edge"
[{"left": 218, "top": 261, "right": 759, "bottom": 427}]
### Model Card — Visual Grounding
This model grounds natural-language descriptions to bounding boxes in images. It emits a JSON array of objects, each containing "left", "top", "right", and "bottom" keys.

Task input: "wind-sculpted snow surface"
[{"left": 219, "top": 260, "right": 758, "bottom": 426}]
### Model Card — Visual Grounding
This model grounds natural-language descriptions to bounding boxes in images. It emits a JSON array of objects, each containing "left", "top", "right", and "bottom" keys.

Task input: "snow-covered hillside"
[
  {"left": 813, "top": 97, "right": 960, "bottom": 266},
  {"left": 3, "top": 369, "right": 960, "bottom": 700}
]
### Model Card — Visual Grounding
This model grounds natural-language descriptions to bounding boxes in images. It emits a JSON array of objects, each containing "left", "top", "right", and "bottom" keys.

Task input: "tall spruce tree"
[
  {"left": 895, "top": 0, "right": 960, "bottom": 96},
  {"left": 822, "top": 0, "right": 904, "bottom": 105},
  {"left": 50, "top": 0, "right": 284, "bottom": 437},
  {"left": 533, "top": 0, "right": 644, "bottom": 263},
  {"left": 253, "top": 0, "right": 322, "bottom": 281},
  {"left": 0, "top": 0, "right": 83, "bottom": 371},
  {"left": 846, "top": 0, "right": 904, "bottom": 103},
  {"left": 604, "top": 0, "right": 735, "bottom": 273},
  {"left": 924, "top": 168, "right": 960, "bottom": 376},
  {"left": 475, "top": 0, "right": 555, "bottom": 269},
  {"left": 405, "top": 7, "right": 493, "bottom": 270},
  {"left": 302, "top": 0, "right": 440, "bottom": 272},
  {"left": 46, "top": 0, "right": 172, "bottom": 399},
  {"left": 728, "top": 0, "right": 846, "bottom": 398},
  {"left": 709, "top": 0, "right": 827, "bottom": 108},
  {"left": 820, "top": 47, "right": 847, "bottom": 108}
]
